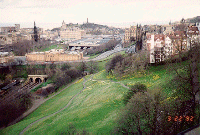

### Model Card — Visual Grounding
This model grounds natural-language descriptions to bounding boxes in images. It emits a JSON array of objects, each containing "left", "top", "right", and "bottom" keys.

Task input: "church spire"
[{"left": 34, "top": 21, "right": 38, "bottom": 42}]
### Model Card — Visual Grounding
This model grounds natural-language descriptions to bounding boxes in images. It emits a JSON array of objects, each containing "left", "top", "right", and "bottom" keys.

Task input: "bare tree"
[{"left": 87, "top": 60, "right": 98, "bottom": 74}]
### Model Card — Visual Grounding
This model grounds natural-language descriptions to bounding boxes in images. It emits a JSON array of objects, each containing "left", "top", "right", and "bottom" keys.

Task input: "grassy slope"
[
  {"left": 1, "top": 55, "right": 195, "bottom": 135},
  {"left": 0, "top": 80, "right": 84, "bottom": 135}
]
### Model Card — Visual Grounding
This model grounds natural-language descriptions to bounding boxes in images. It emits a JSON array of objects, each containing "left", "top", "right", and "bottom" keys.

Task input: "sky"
[{"left": 0, "top": 0, "right": 199, "bottom": 29}]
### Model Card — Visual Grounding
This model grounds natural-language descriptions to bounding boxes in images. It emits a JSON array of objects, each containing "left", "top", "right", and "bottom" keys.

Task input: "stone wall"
[{"left": 25, "top": 53, "right": 45, "bottom": 62}]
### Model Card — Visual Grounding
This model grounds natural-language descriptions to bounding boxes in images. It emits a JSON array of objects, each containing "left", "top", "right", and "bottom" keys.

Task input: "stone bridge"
[{"left": 28, "top": 75, "right": 48, "bottom": 83}]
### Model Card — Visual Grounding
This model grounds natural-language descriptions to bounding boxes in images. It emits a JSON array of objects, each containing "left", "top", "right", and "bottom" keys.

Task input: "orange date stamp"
[{"left": 167, "top": 116, "right": 194, "bottom": 122}]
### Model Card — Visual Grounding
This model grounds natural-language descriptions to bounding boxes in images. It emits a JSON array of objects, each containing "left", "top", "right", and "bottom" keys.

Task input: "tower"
[
  {"left": 15, "top": 24, "right": 20, "bottom": 32},
  {"left": 87, "top": 18, "right": 88, "bottom": 23},
  {"left": 62, "top": 20, "right": 66, "bottom": 30},
  {"left": 34, "top": 21, "right": 38, "bottom": 42}
]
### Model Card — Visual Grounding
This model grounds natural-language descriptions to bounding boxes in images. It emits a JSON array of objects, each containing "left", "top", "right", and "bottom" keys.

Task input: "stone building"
[
  {"left": 60, "top": 20, "right": 86, "bottom": 40},
  {"left": 124, "top": 26, "right": 136, "bottom": 43},
  {"left": 0, "top": 24, "right": 20, "bottom": 33},
  {"left": 162, "top": 24, "right": 174, "bottom": 35},
  {"left": 169, "top": 31, "right": 188, "bottom": 54},
  {"left": 146, "top": 34, "right": 173, "bottom": 63},
  {"left": 25, "top": 49, "right": 83, "bottom": 62}
]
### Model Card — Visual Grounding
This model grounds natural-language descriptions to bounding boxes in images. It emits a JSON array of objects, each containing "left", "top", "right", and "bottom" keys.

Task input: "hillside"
[
  {"left": 186, "top": 16, "right": 200, "bottom": 23},
  {"left": 1, "top": 55, "right": 196, "bottom": 134}
]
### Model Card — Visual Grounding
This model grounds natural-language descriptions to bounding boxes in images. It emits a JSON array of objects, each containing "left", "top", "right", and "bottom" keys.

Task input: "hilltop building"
[{"left": 60, "top": 21, "right": 86, "bottom": 40}]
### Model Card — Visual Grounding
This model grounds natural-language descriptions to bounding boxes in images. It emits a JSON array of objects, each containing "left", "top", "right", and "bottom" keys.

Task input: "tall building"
[
  {"left": 61, "top": 20, "right": 67, "bottom": 30},
  {"left": 146, "top": 34, "right": 173, "bottom": 63},
  {"left": 124, "top": 26, "right": 136, "bottom": 43},
  {"left": 15, "top": 24, "right": 20, "bottom": 32},
  {"left": 60, "top": 21, "right": 86, "bottom": 40}
]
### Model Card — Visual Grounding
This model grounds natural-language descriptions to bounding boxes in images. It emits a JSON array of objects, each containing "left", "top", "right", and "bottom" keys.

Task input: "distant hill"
[
  {"left": 51, "top": 27, "right": 60, "bottom": 31},
  {"left": 80, "top": 23, "right": 109, "bottom": 30},
  {"left": 80, "top": 23, "right": 124, "bottom": 35},
  {"left": 50, "top": 22, "right": 124, "bottom": 35},
  {"left": 186, "top": 16, "right": 200, "bottom": 23}
]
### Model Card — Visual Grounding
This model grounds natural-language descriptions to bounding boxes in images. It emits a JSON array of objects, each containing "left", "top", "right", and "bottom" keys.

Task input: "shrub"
[
  {"left": 59, "top": 123, "right": 89, "bottom": 135},
  {"left": 66, "top": 68, "right": 81, "bottom": 81},
  {"left": 123, "top": 82, "right": 147, "bottom": 104},
  {"left": 105, "top": 54, "right": 124, "bottom": 74}
]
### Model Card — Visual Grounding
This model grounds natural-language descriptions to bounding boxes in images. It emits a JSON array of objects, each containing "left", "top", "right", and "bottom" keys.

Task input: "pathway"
[
  {"left": 19, "top": 75, "right": 93, "bottom": 135},
  {"left": 18, "top": 73, "right": 129, "bottom": 134}
]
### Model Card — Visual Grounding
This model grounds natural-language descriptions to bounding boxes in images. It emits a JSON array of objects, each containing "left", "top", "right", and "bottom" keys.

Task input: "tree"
[
  {"left": 114, "top": 89, "right": 167, "bottom": 134},
  {"left": 78, "top": 61, "right": 87, "bottom": 76},
  {"left": 105, "top": 54, "right": 124, "bottom": 74},
  {"left": 123, "top": 82, "right": 147, "bottom": 104},
  {"left": 165, "top": 38, "right": 200, "bottom": 133},
  {"left": 0, "top": 93, "right": 31, "bottom": 128},
  {"left": 66, "top": 68, "right": 81, "bottom": 81},
  {"left": 170, "top": 40, "right": 199, "bottom": 115},
  {"left": 87, "top": 60, "right": 98, "bottom": 74},
  {"left": 61, "top": 63, "right": 71, "bottom": 71}
]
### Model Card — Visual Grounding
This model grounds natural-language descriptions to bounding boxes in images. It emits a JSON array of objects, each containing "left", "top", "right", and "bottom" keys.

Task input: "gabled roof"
[{"left": 154, "top": 34, "right": 164, "bottom": 41}]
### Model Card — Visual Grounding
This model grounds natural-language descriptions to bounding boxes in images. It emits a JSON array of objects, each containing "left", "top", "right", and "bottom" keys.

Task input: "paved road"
[{"left": 91, "top": 48, "right": 124, "bottom": 61}]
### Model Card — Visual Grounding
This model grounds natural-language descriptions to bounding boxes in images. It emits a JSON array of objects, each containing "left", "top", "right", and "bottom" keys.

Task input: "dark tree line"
[
  {"left": 106, "top": 50, "right": 149, "bottom": 78},
  {"left": 0, "top": 93, "right": 31, "bottom": 128}
]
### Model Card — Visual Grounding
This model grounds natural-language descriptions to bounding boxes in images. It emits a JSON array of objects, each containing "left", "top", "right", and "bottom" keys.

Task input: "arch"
[
  {"left": 29, "top": 78, "right": 33, "bottom": 82},
  {"left": 44, "top": 78, "right": 47, "bottom": 82},
  {"left": 35, "top": 78, "right": 42, "bottom": 83}
]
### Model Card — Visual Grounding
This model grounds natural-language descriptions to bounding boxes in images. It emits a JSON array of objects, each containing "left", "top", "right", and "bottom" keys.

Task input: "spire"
[{"left": 34, "top": 21, "right": 38, "bottom": 42}]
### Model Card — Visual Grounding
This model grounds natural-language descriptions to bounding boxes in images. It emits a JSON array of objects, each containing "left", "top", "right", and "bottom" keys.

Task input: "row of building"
[
  {"left": 0, "top": 24, "right": 43, "bottom": 45},
  {"left": 0, "top": 21, "right": 88, "bottom": 45},
  {"left": 25, "top": 49, "right": 83, "bottom": 62},
  {"left": 124, "top": 19, "right": 200, "bottom": 63}
]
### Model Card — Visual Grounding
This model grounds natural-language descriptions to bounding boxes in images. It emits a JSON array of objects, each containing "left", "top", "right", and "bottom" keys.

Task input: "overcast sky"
[{"left": 0, "top": 0, "right": 199, "bottom": 29}]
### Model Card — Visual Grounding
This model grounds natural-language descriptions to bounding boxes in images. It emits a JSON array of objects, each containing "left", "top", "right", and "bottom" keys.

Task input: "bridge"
[
  {"left": 69, "top": 44, "right": 99, "bottom": 47},
  {"left": 28, "top": 75, "right": 48, "bottom": 83},
  {"left": 68, "top": 44, "right": 99, "bottom": 50}
]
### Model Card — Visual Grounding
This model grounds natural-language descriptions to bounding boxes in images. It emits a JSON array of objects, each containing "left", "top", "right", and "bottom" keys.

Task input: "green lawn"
[
  {"left": 0, "top": 72, "right": 128, "bottom": 135},
  {"left": 0, "top": 80, "right": 84, "bottom": 135},
  {"left": 88, "top": 53, "right": 101, "bottom": 59},
  {"left": 0, "top": 58, "right": 194, "bottom": 135}
]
